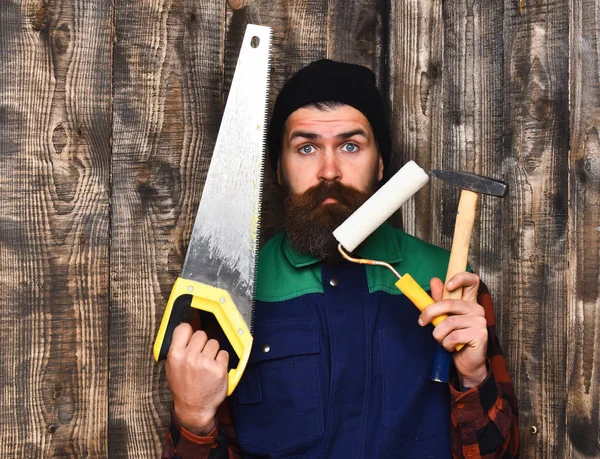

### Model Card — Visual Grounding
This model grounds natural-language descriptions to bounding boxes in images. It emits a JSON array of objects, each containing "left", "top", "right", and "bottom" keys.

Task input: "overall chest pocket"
[
  {"left": 233, "top": 319, "right": 324, "bottom": 453},
  {"left": 377, "top": 326, "right": 450, "bottom": 441}
]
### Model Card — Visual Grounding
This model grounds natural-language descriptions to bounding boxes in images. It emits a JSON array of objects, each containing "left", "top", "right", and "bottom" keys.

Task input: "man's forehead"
[{"left": 284, "top": 105, "right": 373, "bottom": 137}]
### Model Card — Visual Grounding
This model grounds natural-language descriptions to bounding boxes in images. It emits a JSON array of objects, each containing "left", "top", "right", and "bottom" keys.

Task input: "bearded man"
[{"left": 162, "top": 60, "right": 519, "bottom": 459}]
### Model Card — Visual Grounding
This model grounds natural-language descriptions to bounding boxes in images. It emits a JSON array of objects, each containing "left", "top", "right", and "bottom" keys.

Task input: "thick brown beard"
[{"left": 282, "top": 178, "right": 378, "bottom": 264}]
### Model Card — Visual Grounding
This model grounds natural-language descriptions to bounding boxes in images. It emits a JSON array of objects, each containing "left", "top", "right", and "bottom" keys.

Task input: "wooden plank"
[
  {"left": 391, "top": 0, "right": 505, "bottom": 287},
  {"left": 387, "top": 0, "right": 444, "bottom": 239},
  {"left": 326, "top": 0, "right": 384, "bottom": 81},
  {"left": 109, "top": 0, "right": 225, "bottom": 456},
  {"left": 438, "top": 0, "right": 505, "bottom": 300},
  {"left": 0, "top": 0, "right": 111, "bottom": 457},
  {"left": 567, "top": 0, "right": 600, "bottom": 457},
  {"left": 502, "top": 0, "right": 570, "bottom": 456}
]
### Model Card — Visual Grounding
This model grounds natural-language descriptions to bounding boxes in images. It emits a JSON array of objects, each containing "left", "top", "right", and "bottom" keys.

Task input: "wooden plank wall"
[
  {"left": 110, "top": 1, "right": 225, "bottom": 456},
  {"left": 0, "top": 0, "right": 112, "bottom": 456},
  {"left": 568, "top": 0, "right": 600, "bottom": 457},
  {"left": 0, "top": 0, "right": 598, "bottom": 457}
]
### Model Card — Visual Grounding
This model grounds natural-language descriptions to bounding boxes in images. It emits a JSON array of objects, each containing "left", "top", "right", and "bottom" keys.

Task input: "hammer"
[{"left": 428, "top": 170, "right": 508, "bottom": 382}]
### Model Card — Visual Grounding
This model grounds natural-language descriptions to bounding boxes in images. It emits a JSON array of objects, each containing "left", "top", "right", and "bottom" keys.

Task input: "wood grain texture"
[
  {"left": 567, "top": 0, "right": 600, "bottom": 457},
  {"left": 110, "top": 0, "right": 224, "bottom": 456},
  {"left": 326, "top": 0, "right": 385, "bottom": 82},
  {"left": 389, "top": 0, "right": 505, "bottom": 309},
  {"left": 438, "top": 0, "right": 505, "bottom": 303},
  {"left": 0, "top": 1, "right": 597, "bottom": 458},
  {"left": 502, "top": 0, "right": 570, "bottom": 456},
  {"left": 0, "top": 0, "right": 111, "bottom": 457},
  {"left": 387, "top": 0, "right": 444, "bottom": 239}
]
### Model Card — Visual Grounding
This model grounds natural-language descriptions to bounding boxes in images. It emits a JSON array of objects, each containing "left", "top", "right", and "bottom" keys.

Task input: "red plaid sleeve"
[
  {"left": 449, "top": 282, "right": 519, "bottom": 458},
  {"left": 162, "top": 401, "right": 241, "bottom": 459}
]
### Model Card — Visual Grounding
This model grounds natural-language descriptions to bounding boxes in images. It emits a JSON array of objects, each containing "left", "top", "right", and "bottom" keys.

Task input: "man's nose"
[{"left": 317, "top": 150, "right": 341, "bottom": 182}]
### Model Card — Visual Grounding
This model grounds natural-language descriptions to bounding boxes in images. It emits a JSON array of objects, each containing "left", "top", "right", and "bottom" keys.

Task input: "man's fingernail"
[
  {"left": 418, "top": 317, "right": 424, "bottom": 326},
  {"left": 447, "top": 281, "right": 453, "bottom": 289}
]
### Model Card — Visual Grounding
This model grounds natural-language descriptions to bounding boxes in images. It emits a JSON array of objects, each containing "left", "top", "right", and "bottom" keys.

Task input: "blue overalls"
[{"left": 231, "top": 223, "right": 452, "bottom": 458}]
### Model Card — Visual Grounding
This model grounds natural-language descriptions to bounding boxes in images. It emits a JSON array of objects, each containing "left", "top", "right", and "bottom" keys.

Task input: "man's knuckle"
[
  {"left": 167, "top": 348, "right": 184, "bottom": 363},
  {"left": 174, "top": 322, "right": 191, "bottom": 335},
  {"left": 187, "top": 353, "right": 204, "bottom": 368},
  {"left": 195, "top": 330, "right": 208, "bottom": 340},
  {"left": 448, "top": 329, "right": 459, "bottom": 342},
  {"left": 442, "top": 338, "right": 455, "bottom": 352},
  {"left": 442, "top": 315, "right": 457, "bottom": 329},
  {"left": 432, "top": 327, "right": 444, "bottom": 341},
  {"left": 475, "top": 316, "right": 487, "bottom": 328},
  {"left": 207, "top": 338, "right": 220, "bottom": 349},
  {"left": 207, "top": 363, "right": 225, "bottom": 378},
  {"left": 448, "top": 301, "right": 461, "bottom": 314}
]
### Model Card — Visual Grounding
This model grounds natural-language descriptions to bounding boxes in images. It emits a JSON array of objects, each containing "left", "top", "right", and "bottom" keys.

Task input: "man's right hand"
[{"left": 165, "top": 323, "right": 229, "bottom": 436}]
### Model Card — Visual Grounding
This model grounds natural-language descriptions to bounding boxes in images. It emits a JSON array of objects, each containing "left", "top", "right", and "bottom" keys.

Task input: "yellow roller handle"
[
  {"left": 395, "top": 273, "right": 464, "bottom": 351},
  {"left": 153, "top": 277, "right": 253, "bottom": 396}
]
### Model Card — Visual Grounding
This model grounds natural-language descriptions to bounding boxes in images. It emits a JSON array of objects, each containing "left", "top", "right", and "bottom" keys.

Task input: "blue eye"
[
  {"left": 342, "top": 143, "right": 358, "bottom": 153},
  {"left": 299, "top": 144, "right": 315, "bottom": 155}
]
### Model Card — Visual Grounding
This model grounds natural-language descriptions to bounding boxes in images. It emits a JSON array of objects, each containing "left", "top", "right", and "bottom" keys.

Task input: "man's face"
[
  {"left": 276, "top": 104, "right": 384, "bottom": 261},
  {"left": 277, "top": 104, "right": 383, "bottom": 195}
]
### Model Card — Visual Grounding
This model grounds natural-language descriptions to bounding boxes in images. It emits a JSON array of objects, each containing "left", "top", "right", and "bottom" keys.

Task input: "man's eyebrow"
[
  {"left": 289, "top": 131, "right": 321, "bottom": 141},
  {"left": 288, "top": 129, "right": 369, "bottom": 141},
  {"left": 336, "top": 129, "right": 369, "bottom": 140}
]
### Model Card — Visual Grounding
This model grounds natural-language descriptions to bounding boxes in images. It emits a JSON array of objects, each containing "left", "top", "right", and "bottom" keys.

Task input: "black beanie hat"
[{"left": 267, "top": 59, "right": 391, "bottom": 170}]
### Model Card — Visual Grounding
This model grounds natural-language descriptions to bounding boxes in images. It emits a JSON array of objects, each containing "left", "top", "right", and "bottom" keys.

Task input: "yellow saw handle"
[
  {"left": 153, "top": 277, "right": 253, "bottom": 396},
  {"left": 395, "top": 273, "right": 462, "bottom": 351}
]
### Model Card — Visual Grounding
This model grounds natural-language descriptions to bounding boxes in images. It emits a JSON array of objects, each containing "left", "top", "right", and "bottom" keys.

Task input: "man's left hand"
[{"left": 419, "top": 273, "right": 488, "bottom": 389}]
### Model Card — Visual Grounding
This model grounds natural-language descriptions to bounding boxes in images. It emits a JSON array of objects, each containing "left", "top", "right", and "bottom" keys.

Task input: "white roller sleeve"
[{"left": 333, "top": 160, "right": 429, "bottom": 252}]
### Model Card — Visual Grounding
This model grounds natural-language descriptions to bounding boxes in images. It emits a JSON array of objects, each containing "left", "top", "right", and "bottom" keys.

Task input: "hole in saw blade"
[{"left": 250, "top": 36, "right": 260, "bottom": 48}]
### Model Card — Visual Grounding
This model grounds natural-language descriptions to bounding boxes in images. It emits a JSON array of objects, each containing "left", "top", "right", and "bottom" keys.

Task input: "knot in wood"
[
  {"left": 31, "top": 2, "right": 49, "bottom": 31},
  {"left": 583, "top": 156, "right": 600, "bottom": 183}
]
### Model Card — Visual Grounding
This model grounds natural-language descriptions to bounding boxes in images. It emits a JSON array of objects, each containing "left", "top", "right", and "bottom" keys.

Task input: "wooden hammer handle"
[
  {"left": 443, "top": 189, "right": 478, "bottom": 300},
  {"left": 431, "top": 189, "right": 478, "bottom": 378}
]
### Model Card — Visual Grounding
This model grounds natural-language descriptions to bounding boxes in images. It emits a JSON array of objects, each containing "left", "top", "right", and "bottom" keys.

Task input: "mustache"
[{"left": 284, "top": 180, "right": 370, "bottom": 212}]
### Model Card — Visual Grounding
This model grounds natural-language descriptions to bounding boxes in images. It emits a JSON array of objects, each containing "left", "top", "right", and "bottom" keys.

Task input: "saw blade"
[{"left": 181, "top": 24, "right": 271, "bottom": 332}]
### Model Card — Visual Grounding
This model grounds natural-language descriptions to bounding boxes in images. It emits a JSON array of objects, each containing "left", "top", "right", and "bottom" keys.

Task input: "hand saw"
[{"left": 153, "top": 24, "right": 272, "bottom": 396}]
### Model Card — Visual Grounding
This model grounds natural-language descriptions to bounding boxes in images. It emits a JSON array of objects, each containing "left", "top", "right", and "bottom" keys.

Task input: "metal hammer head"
[{"left": 429, "top": 169, "right": 508, "bottom": 197}]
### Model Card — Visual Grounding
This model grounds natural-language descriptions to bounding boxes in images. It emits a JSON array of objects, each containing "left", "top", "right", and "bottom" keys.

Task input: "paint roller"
[{"left": 332, "top": 160, "right": 455, "bottom": 382}]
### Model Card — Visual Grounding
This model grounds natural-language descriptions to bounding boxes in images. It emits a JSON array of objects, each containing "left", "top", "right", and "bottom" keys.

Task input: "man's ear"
[{"left": 377, "top": 154, "right": 384, "bottom": 182}]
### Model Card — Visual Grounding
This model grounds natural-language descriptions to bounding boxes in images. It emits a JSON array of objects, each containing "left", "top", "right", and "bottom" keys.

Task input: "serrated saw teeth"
[{"left": 153, "top": 24, "right": 272, "bottom": 396}]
